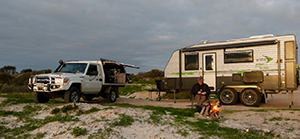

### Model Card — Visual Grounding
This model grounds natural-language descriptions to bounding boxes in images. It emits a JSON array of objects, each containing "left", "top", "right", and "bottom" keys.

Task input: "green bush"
[
  {"left": 13, "top": 85, "right": 30, "bottom": 93},
  {"left": 84, "top": 107, "right": 100, "bottom": 115},
  {"left": 111, "top": 114, "right": 134, "bottom": 127},
  {"left": 61, "top": 105, "right": 73, "bottom": 113},
  {"left": 71, "top": 127, "right": 87, "bottom": 137},
  {"left": 119, "top": 84, "right": 145, "bottom": 96},
  {"left": 76, "top": 110, "right": 84, "bottom": 116},
  {"left": 13, "top": 72, "right": 31, "bottom": 86},
  {"left": 0, "top": 92, "right": 33, "bottom": 106},
  {"left": 51, "top": 108, "right": 61, "bottom": 114},
  {"left": 0, "top": 85, "right": 14, "bottom": 93},
  {"left": 0, "top": 85, "right": 29, "bottom": 93},
  {"left": 35, "top": 132, "right": 46, "bottom": 139},
  {"left": 61, "top": 103, "right": 78, "bottom": 113}
]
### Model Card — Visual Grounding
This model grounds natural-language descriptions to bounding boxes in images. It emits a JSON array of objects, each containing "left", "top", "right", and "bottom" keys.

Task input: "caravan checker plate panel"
[{"left": 285, "top": 41, "right": 297, "bottom": 89}]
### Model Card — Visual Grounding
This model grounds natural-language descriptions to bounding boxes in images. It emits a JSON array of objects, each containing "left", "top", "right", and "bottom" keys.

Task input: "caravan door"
[{"left": 203, "top": 53, "right": 216, "bottom": 91}]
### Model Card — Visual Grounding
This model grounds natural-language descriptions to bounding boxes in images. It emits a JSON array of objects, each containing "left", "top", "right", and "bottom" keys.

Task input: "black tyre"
[
  {"left": 83, "top": 94, "right": 94, "bottom": 101},
  {"left": 219, "top": 88, "right": 238, "bottom": 105},
  {"left": 106, "top": 88, "right": 117, "bottom": 103},
  {"left": 33, "top": 92, "right": 49, "bottom": 103},
  {"left": 240, "top": 89, "right": 261, "bottom": 107},
  {"left": 64, "top": 87, "right": 81, "bottom": 103}
]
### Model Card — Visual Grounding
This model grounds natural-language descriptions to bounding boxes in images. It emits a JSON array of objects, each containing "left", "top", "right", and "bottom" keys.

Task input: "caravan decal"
[
  {"left": 256, "top": 55, "right": 273, "bottom": 63},
  {"left": 255, "top": 55, "right": 273, "bottom": 69},
  {"left": 172, "top": 72, "right": 197, "bottom": 75},
  {"left": 263, "top": 55, "right": 273, "bottom": 63}
]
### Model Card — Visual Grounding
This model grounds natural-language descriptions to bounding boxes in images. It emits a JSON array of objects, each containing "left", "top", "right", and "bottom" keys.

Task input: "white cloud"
[{"left": 0, "top": 0, "right": 300, "bottom": 73}]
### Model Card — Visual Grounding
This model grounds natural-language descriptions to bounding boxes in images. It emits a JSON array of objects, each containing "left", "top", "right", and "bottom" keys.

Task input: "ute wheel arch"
[
  {"left": 240, "top": 88, "right": 261, "bottom": 107},
  {"left": 218, "top": 88, "right": 238, "bottom": 105},
  {"left": 64, "top": 87, "right": 81, "bottom": 103}
]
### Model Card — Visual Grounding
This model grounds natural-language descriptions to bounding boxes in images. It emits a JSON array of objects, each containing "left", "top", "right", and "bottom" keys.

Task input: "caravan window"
[
  {"left": 205, "top": 55, "right": 213, "bottom": 70},
  {"left": 185, "top": 53, "right": 199, "bottom": 70},
  {"left": 224, "top": 49, "right": 253, "bottom": 63}
]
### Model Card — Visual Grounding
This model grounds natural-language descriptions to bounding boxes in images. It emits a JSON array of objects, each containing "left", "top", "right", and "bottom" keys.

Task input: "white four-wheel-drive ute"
[{"left": 28, "top": 58, "right": 139, "bottom": 103}]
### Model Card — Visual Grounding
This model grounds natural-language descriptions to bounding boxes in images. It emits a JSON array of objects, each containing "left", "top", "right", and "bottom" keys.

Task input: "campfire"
[{"left": 201, "top": 100, "right": 222, "bottom": 119}]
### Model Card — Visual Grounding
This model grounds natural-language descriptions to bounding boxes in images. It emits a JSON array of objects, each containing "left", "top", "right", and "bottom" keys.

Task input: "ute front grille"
[{"left": 36, "top": 76, "right": 52, "bottom": 84}]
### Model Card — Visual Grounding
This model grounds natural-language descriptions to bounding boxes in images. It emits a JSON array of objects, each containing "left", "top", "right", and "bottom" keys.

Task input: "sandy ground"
[
  {"left": 117, "top": 89, "right": 300, "bottom": 110},
  {"left": 116, "top": 89, "right": 300, "bottom": 138},
  {"left": 1, "top": 89, "right": 300, "bottom": 138}
]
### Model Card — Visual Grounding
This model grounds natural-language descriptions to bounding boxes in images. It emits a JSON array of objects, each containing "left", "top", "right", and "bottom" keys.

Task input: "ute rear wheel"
[
  {"left": 219, "top": 88, "right": 238, "bottom": 105},
  {"left": 64, "top": 87, "right": 81, "bottom": 103},
  {"left": 240, "top": 89, "right": 261, "bottom": 107},
  {"left": 33, "top": 92, "right": 49, "bottom": 103},
  {"left": 106, "top": 88, "right": 117, "bottom": 103}
]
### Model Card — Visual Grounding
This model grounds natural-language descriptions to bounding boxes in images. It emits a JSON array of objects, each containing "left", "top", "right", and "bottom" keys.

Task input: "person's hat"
[{"left": 197, "top": 76, "right": 204, "bottom": 81}]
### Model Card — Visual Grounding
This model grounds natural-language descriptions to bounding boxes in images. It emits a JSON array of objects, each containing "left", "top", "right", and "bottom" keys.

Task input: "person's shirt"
[{"left": 191, "top": 83, "right": 211, "bottom": 98}]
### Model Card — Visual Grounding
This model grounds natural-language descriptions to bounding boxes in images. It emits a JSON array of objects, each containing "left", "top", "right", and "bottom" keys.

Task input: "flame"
[
  {"left": 210, "top": 101, "right": 222, "bottom": 113},
  {"left": 208, "top": 101, "right": 222, "bottom": 118}
]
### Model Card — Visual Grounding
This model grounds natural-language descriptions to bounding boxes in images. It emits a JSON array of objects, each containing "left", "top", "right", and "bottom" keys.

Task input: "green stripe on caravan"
[
  {"left": 172, "top": 72, "right": 197, "bottom": 75},
  {"left": 171, "top": 68, "right": 280, "bottom": 75},
  {"left": 236, "top": 70, "right": 247, "bottom": 74}
]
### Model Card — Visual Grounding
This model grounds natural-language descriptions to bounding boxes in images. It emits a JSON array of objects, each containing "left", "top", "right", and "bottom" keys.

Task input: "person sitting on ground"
[{"left": 191, "top": 76, "right": 211, "bottom": 113}]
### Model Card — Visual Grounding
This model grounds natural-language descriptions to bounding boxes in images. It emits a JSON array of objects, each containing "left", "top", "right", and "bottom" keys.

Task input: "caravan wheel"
[
  {"left": 219, "top": 89, "right": 238, "bottom": 105},
  {"left": 240, "top": 89, "right": 261, "bottom": 107}
]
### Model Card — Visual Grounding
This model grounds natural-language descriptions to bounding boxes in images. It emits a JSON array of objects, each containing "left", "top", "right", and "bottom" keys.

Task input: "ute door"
[
  {"left": 84, "top": 64, "right": 102, "bottom": 94},
  {"left": 203, "top": 53, "right": 216, "bottom": 91}
]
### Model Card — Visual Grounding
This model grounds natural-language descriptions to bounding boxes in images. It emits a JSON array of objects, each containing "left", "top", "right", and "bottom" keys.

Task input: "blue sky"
[{"left": 1, "top": 0, "right": 300, "bottom": 74}]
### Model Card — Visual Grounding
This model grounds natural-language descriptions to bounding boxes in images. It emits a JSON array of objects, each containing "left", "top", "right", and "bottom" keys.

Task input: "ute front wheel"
[
  {"left": 240, "top": 89, "right": 261, "bottom": 107},
  {"left": 64, "top": 87, "right": 81, "bottom": 103},
  {"left": 33, "top": 92, "right": 49, "bottom": 103},
  {"left": 219, "top": 88, "right": 238, "bottom": 105},
  {"left": 106, "top": 88, "right": 117, "bottom": 103}
]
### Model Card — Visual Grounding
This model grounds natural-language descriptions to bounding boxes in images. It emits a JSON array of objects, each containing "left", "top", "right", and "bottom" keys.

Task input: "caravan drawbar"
[{"left": 162, "top": 34, "right": 298, "bottom": 107}]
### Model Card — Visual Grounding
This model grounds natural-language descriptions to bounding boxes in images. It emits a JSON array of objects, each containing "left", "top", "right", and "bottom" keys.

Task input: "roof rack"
[{"left": 100, "top": 58, "right": 139, "bottom": 69}]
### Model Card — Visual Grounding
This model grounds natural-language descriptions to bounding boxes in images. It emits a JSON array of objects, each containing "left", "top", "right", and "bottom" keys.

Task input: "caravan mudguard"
[{"left": 219, "top": 84, "right": 262, "bottom": 93}]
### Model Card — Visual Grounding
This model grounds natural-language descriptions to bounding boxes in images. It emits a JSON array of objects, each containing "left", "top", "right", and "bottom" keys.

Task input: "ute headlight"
[{"left": 55, "top": 77, "right": 63, "bottom": 84}]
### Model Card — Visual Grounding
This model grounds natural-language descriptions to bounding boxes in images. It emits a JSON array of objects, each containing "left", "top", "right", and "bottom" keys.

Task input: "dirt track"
[{"left": 114, "top": 88, "right": 300, "bottom": 110}]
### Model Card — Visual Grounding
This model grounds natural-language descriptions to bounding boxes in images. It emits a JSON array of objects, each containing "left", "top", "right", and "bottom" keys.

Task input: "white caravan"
[{"left": 162, "top": 34, "right": 298, "bottom": 107}]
